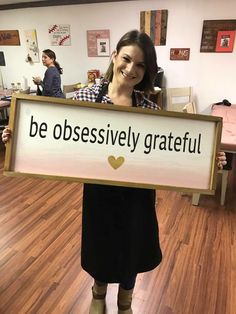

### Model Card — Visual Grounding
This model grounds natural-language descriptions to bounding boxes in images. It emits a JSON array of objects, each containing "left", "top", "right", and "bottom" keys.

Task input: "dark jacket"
[{"left": 41, "top": 67, "right": 64, "bottom": 98}]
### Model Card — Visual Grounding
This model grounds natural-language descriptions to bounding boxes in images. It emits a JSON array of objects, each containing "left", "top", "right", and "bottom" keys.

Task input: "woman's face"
[
  {"left": 112, "top": 45, "right": 146, "bottom": 88},
  {"left": 42, "top": 52, "right": 54, "bottom": 67}
]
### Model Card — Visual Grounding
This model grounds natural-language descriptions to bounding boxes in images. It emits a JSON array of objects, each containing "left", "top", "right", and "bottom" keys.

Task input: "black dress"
[{"left": 77, "top": 83, "right": 162, "bottom": 283}]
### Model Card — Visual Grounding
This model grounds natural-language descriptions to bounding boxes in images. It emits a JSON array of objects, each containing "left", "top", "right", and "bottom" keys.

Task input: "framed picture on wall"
[
  {"left": 87, "top": 29, "right": 110, "bottom": 57},
  {"left": 97, "top": 38, "right": 110, "bottom": 56},
  {"left": 215, "top": 30, "right": 235, "bottom": 52},
  {"left": 48, "top": 24, "right": 71, "bottom": 46}
]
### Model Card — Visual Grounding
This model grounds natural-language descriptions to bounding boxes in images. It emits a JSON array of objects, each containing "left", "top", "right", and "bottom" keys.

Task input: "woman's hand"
[
  {"left": 32, "top": 76, "right": 42, "bottom": 85},
  {"left": 216, "top": 151, "right": 227, "bottom": 170},
  {"left": 2, "top": 126, "right": 12, "bottom": 144}
]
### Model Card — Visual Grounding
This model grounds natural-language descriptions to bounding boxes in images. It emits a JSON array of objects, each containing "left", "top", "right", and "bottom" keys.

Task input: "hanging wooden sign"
[
  {"left": 0, "top": 30, "right": 20, "bottom": 45},
  {"left": 200, "top": 20, "right": 236, "bottom": 52},
  {"left": 170, "top": 48, "right": 190, "bottom": 60},
  {"left": 140, "top": 10, "right": 168, "bottom": 46}
]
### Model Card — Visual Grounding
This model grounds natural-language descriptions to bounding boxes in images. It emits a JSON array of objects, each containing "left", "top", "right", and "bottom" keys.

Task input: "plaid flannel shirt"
[{"left": 73, "top": 82, "right": 160, "bottom": 110}]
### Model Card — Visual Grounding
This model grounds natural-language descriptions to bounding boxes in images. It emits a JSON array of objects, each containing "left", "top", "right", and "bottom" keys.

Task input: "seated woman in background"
[{"left": 33, "top": 49, "right": 64, "bottom": 98}]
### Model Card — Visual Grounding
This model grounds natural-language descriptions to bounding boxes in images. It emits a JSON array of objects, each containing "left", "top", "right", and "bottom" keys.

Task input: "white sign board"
[{"left": 4, "top": 95, "right": 222, "bottom": 194}]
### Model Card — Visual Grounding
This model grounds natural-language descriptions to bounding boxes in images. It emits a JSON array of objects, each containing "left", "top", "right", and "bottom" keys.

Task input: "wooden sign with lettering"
[
  {"left": 4, "top": 94, "right": 222, "bottom": 194},
  {"left": 170, "top": 48, "right": 190, "bottom": 60},
  {"left": 200, "top": 20, "right": 236, "bottom": 52},
  {"left": 0, "top": 30, "right": 20, "bottom": 45}
]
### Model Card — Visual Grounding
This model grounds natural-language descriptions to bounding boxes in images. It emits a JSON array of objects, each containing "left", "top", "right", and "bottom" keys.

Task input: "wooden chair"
[
  {"left": 182, "top": 101, "right": 197, "bottom": 114},
  {"left": 166, "top": 87, "right": 193, "bottom": 112}
]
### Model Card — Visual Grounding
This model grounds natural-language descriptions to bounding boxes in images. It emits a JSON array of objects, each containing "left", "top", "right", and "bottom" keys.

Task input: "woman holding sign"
[
  {"left": 74, "top": 30, "right": 162, "bottom": 314},
  {"left": 73, "top": 30, "right": 226, "bottom": 314},
  {"left": 2, "top": 30, "right": 227, "bottom": 314}
]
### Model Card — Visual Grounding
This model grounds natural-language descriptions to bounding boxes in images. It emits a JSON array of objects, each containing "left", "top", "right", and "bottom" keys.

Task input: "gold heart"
[{"left": 108, "top": 156, "right": 125, "bottom": 170}]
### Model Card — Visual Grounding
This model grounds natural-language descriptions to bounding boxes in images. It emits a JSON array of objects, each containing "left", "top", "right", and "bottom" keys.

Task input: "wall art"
[
  {"left": 215, "top": 30, "right": 235, "bottom": 52},
  {"left": 48, "top": 24, "right": 71, "bottom": 46},
  {"left": 0, "top": 30, "right": 20, "bottom": 45},
  {"left": 87, "top": 30, "right": 110, "bottom": 57},
  {"left": 24, "top": 29, "right": 39, "bottom": 62},
  {"left": 200, "top": 19, "right": 236, "bottom": 52},
  {"left": 170, "top": 48, "right": 190, "bottom": 60},
  {"left": 140, "top": 10, "right": 168, "bottom": 46}
]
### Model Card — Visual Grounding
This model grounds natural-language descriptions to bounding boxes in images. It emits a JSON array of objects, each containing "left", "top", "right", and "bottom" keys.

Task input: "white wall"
[{"left": 0, "top": 0, "right": 236, "bottom": 113}]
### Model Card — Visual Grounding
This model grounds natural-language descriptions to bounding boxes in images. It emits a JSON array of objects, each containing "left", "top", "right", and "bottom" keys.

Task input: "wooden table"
[
  {"left": 193, "top": 104, "right": 236, "bottom": 206},
  {"left": 211, "top": 104, "right": 236, "bottom": 153}
]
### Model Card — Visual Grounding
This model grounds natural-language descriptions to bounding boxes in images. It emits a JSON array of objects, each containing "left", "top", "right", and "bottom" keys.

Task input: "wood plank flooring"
[{"left": 0, "top": 149, "right": 235, "bottom": 314}]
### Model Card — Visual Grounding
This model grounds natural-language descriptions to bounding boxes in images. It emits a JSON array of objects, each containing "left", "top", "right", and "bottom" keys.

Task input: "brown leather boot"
[
  {"left": 89, "top": 281, "right": 107, "bottom": 314},
  {"left": 117, "top": 286, "right": 133, "bottom": 314}
]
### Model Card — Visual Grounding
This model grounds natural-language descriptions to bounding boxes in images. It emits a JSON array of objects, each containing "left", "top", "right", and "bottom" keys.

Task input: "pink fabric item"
[{"left": 211, "top": 104, "right": 236, "bottom": 152}]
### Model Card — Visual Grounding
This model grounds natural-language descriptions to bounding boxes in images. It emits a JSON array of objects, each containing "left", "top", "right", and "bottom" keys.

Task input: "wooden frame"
[
  {"left": 4, "top": 94, "right": 222, "bottom": 194},
  {"left": 215, "top": 30, "right": 235, "bottom": 52}
]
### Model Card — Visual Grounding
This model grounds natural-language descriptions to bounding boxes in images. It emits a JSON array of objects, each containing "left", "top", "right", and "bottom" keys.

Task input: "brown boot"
[
  {"left": 89, "top": 281, "right": 107, "bottom": 314},
  {"left": 117, "top": 286, "right": 133, "bottom": 314}
]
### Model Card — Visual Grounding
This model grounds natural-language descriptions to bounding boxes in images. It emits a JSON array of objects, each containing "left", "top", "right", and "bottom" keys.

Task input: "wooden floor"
[{"left": 0, "top": 149, "right": 235, "bottom": 314}]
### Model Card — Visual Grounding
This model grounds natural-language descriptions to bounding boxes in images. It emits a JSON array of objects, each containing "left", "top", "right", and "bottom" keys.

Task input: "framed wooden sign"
[
  {"left": 170, "top": 48, "right": 190, "bottom": 60},
  {"left": 4, "top": 94, "right": 222, "bottom": 194},
  {"left": 87, "top": 29, "right": 110, "bottom": 57},
  {"left": 0, "top": 30, "right": 20, "bottom": 45},
  {"left": 200, "top": 19, "right": 236, "bottom": 52}
]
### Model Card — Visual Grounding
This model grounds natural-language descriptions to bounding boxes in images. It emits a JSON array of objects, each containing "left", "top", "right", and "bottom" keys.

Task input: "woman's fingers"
[
  {"left": 216, "top": 151, "right": 227, "bottom": 169},
  {"left": 2, "top": 127, "right": 11, "bottom": 143}
]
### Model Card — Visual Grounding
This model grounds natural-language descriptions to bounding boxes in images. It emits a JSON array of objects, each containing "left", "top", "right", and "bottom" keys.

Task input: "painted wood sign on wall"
[
  {"left": 87, "top": 30, "right": 110, "bottom": 57},
  {"left": 0, "top": 30, "right": 20, "bottom": 45},
  {"left": 200, "top": 20, "right": 236, "bottom": 52},
  {"left": 140, "top": 10, "right": 168, "bottom": 46},
  {"left": 170, "top": 48, "right": 190, "bottom": 60},
  {"left": 48, "top": 24, "right": 71, "bottom": 46}
]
